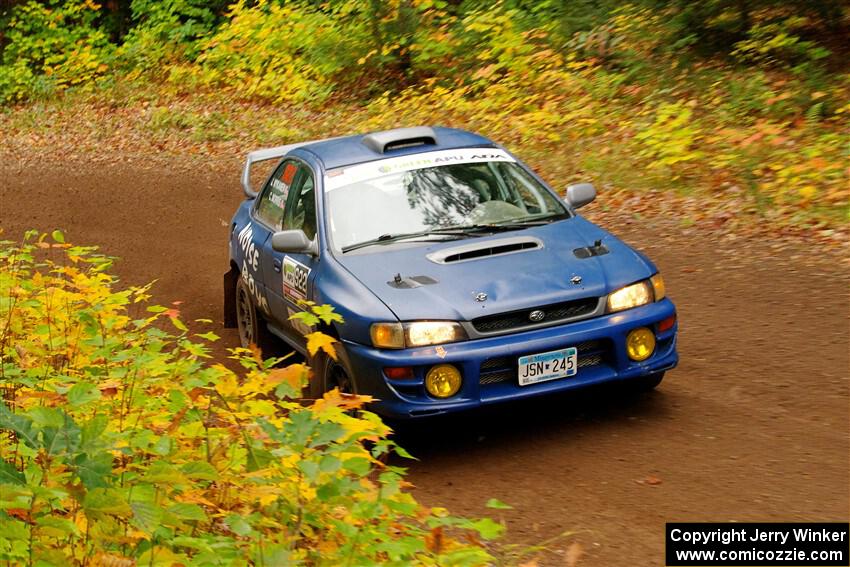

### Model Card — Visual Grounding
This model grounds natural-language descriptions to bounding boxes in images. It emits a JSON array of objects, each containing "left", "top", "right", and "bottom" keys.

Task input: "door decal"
[
  {"left": 283, "top": 256, "right": 310, "bottom": 302},
  {"left": 236, "top": 223, "right": 268, "bottom": 311}
]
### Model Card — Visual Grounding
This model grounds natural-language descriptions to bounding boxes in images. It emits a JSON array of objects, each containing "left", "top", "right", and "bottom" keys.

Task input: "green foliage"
[
  {"left": 660, "top": 0, "right": 844, "bottom": 56},
  {"left": 0, "top": 233, "right": 500, "bottom": 565},
  {"left": 0, "top": 0, "right": 846, "bottom": 226},
  {"left": 117, "top": 0, "right": 226, "bottom": 72},
  {"left": 635, "top": 101, "right": 704, "bottom": 170},
  {"left": 0, "top": 0, "right": 113, "bottom": 103},
  {"left": 730, "top": 15, "right": 832, "bottom": 80},
  {"left": 184, "top": 0, "right": 363, "bottom": 102}
]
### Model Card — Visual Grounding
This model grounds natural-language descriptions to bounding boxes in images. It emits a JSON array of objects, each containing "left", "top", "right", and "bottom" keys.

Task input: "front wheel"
[{"left": 308, "top": 346, "right": 357, "bottom": 400}]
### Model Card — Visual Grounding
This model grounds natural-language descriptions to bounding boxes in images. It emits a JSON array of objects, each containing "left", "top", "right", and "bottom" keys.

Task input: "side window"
[
  {"left": 283, "top": 167, "right": 317, "bottom": 240},
  {"left": 255, "top": 160, "right": 300, "bottom": 230}
]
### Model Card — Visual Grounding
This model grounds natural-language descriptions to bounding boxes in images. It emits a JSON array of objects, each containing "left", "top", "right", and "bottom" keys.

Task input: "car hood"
[{"left": 334, "top": 217, "right": 656, "bottom": 322}]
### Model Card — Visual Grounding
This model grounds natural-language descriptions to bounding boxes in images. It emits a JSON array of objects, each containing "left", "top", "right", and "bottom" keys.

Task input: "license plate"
[{"left": 518, "top": 347, "right": 577, "bottom": 386}]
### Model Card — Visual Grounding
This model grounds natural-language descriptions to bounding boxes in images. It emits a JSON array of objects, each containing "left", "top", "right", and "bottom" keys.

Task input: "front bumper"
[{"left": 343, "top": 298, "right": 678, "bottom": 419}]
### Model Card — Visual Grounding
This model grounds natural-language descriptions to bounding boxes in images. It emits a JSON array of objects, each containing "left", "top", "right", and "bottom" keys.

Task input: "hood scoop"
[{"left": 427, "top": 236, "right": 543, "bottom": 264}]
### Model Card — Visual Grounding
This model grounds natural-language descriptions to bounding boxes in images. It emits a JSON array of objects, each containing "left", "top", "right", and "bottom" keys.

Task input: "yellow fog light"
[
  {"left": 626, "top": 327, "right": 656, "bottom": 362},
  {"left": 425, "top": 364, "right": 462, "bottom": 398}
]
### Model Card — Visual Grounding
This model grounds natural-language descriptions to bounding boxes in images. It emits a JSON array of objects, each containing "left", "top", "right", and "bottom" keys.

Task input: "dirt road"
[{"left": 2, "top": 161, "right": 847, "bottom": 565}]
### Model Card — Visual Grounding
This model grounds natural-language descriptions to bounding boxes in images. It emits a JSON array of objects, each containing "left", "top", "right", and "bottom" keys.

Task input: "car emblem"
[
  {"left": 475, "top": 292, "right": 488, "bottom": 302},
  {"left": 529, "top": 310, "right": 545, "bottom": 322},
  {"left": 570, "top": 275, "right": 582, "bottom": 285}
]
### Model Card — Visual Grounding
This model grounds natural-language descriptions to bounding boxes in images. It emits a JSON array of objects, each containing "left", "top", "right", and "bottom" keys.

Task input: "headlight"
[
  {"left": 370, "top": 321, "right": 468, "bottom": 349},
  {"left": 607, "top": 280, "right": 653, "bottom": 313}
]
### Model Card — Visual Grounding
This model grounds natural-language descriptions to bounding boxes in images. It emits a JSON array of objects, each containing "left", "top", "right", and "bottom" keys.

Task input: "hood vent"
[
  {"left": 427, "top": 236, "right": 543, "bottom": 264},
  {"left": 573, "top": 239, "right": 609, "bottom": 259},
  {"left": 387, "top": 274, "right": 438, "bottom": 289}
]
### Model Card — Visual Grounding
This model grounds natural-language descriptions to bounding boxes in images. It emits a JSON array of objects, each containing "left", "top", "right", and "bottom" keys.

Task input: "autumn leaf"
[
  {"left": 266, "top": 364, "right": 308, "bottom": 390},
  {"left": 216, "top": 373, "right": 239, "bottom": 397},
  {"left": 249, "top": 343, "right": 263, "bottom": 362},
  {"left": 312, "top": 303, "right": 343, "bottom": 325},
  {"left": 485, "top": 498, "right": 513, "bottom": 510},
  {"left": 425, "top": 526, "right": 444, "bottom": 553},
  {"left": 313, "top": 388, "right": 373, "bottom": 412},
  {"left": 306, "top": 331, "right": 337, "bottom": 359},
  {"left": 92, "top": 553, "right": 135, "bottom": 567},
  {"left": 97, "top": 378, "right": 122, "bottom": 398},
  {"left": 798, "top": 186, "right": 816, "bottom": 200}
]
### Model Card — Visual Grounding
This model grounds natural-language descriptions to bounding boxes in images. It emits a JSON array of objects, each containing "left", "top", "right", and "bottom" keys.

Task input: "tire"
[
  {"left": 235, "top": 277, "right": 275, "bottom": 354},
  {"left": 308, "top": 345, "right": 357, "bottom": 400},
  {"left": 632, "top": 372, "right": 665, "bottom": 392}
]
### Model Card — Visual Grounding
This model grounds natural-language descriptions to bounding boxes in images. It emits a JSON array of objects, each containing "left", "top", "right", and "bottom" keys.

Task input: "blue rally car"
[{"left": 223, "top": 126, "right": 678, "bottom": 418}]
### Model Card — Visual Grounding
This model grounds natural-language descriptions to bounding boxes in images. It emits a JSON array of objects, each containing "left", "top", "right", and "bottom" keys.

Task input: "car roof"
[{"left": 296, "top": 126, "right": 497, "bottom": 170}]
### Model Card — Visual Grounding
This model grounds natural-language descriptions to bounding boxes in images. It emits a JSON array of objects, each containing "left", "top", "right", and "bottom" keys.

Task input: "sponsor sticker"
[
  {"left": 324, "top": 148, "right": 516, "bottom": 191},
  {"left": 282, "top": 162, "right": 298, "bottom": 185},
  {"left": 283, "top": 256, "right": 310, "bottom": 302}
]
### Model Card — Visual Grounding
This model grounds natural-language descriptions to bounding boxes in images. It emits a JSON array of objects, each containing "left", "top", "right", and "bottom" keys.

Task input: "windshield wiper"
[
  {"left": 341, "top": 229, "right": 474, "bottom": 253},
  {"left": 444, "top": 214, "right": 569, "bottom": 233},
  {"left": 340, "top": 215, "right": 567, "bottom": 253}
]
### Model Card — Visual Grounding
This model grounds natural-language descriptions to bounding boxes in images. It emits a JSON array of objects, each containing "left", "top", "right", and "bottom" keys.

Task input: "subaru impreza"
[{"left": 224, "top": 126, "right": 678, "bottom": 418}]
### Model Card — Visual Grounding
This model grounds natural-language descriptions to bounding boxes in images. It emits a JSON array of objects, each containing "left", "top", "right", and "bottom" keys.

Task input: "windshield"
[{"left": 324, "top": 149, "right": 567, "bottom": 251}]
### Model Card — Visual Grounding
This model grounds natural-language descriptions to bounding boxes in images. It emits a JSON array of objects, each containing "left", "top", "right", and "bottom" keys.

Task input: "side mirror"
[
  {"left": 271, "top": 230, "right": 318, "bottom": 256},
  {"left": 565, "top": 183, "right": 596, "bottom": 209}
]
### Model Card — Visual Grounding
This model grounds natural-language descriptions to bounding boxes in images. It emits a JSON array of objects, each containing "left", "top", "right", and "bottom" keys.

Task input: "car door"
[
  {"left": 247, "top": 158, "right": 303, "bottom": 327},
  {"left": 260, "top": 160, "right": 320, "bottom": 351}
]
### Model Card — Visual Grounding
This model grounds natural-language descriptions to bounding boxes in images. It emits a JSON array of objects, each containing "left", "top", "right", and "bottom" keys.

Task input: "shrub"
[
  {"left": 116, "top": 0, "right": 226, "bottom": 73},
  {"left": 0, "top": 0, "right": 113, "bottom": 103},
  {"left": 0, "top": 231, "right": 501, "bottom": 565}
]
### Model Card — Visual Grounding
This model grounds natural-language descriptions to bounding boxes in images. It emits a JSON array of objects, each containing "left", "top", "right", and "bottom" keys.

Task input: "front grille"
[
  {"left": 472, "top": 297, "right": 599, "bottom": 334},
  {"left": 479, "top": 340, "right": 610, "bottom": 386},
  {"left": 480, "top": 370, "right": 514, "bottom": 385}
]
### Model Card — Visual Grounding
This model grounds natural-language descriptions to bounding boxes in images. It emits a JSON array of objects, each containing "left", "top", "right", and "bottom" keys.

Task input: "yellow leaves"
[
  {"left": 92, "top": 553, "right": 135, "bottom": 567},
  {"left": 357, "top": 49, "right": 377, "bottom": 65},
  {"left": 317, "top": 539, "right": 340, "bottom": 556},
  {"left": 244, "top": 484, "right": 282, "bottom": 507},
  {"left": 265, "top": 363, "right": 309, "bottom": 391},
  {"left": 215, "top": 373, "right": 239, "bottom": 397},
  {"left": 306, "top": 331, "right": 337, "bottom": 359},
  {"left": 312, "top": 388, "right": 374, "bottom": 413},
  {"left": 243, "top": 399, "right": 278, "bottom": 417},
  {"left": 430, "top": 506, "right": 450, "bottom": 518},
  {"left": 798, "top": 185, "right": 817, "bottom": 200},
  {"left": 233, "top": 363, "right": 309, "bottom": 401},
  {"left": 473, "top": 64, "right": 499, "bottom": 80}
]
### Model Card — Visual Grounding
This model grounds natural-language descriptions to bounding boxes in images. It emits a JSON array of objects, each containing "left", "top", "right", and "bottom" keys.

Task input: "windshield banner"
[{"left": 324, "top": 148, "right": 516, "bottom": 191}]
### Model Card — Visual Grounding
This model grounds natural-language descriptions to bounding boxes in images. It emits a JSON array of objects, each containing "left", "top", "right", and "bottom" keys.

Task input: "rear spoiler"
[{"left": 240, "top": 136, "right": 344, "bottom": 198}]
